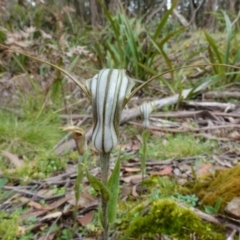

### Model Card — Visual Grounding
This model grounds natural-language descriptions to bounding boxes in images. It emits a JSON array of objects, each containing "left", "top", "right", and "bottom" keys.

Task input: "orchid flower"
[{"left": 86, "top": 69, "right": 135, "bottom": 153}]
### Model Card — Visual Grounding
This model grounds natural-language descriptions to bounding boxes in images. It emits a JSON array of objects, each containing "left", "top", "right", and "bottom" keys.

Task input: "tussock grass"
[{"left": 0, "top": 110, "right": 63, "bottom": 156}]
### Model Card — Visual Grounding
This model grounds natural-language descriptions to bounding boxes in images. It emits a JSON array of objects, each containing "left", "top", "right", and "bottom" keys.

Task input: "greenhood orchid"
[{"left": 86, "top": 69, "right": 135, "bottom": 153}]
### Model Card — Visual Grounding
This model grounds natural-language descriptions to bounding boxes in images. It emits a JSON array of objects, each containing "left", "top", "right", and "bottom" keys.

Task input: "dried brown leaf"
[
  {"left": 121, "top": 174, "right": 147, "bottom": 183},
  {"left": 1, "top": 150, "right": 24, "bottom": 167},
  {"left": 78, "top": 211, "right": 94, "bottom": 226},
  {"left": 150, "top": 166, "right": 173, "bottom": 176},
  {"left": 37, "top": 233, "right": 55, "bottom": 240},
  {"left": 124, "top": 167, "right": 141, "bottom": 173},
  {"left": 40, "top": 211, "right": 62, "bottom": 221},
  {"left": 196, "top": 163, "right": 213, "bottom": 177}
]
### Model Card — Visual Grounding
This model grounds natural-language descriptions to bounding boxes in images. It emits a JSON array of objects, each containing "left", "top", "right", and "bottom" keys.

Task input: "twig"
[
  {"left": 151, "top": 111, "right": 240, "bottom": 119},
  {"left": 184, "top": 101, "right": 237, "bottom": 111},
  {"left": 204, "top": 91, "right": 240, "bottom": 99},
  {"left": 146, "top": 0, "right": 167, "bottom": 24},
  {"left": 3, "top": 186, "right": 65, "bottom": 201},
  {"left": 232, "top": 10, "right": 240, "bottom": 27},
  {"left": 59, "top": 114, "right": 91, "bottom": 120},
  {"left": 187, "top": 204, "right": 240, "bottom": 232},
  {"left": 121, "top": 87, "right": 208, "bottom": 124},
  {"left": 128, "top": 121, "right": 240, "bottom": 133}
]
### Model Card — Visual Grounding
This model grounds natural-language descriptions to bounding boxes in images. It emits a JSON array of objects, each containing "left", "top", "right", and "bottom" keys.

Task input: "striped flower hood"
[{"left": 86, "top": 69, "right": 135, "bottom": 153}]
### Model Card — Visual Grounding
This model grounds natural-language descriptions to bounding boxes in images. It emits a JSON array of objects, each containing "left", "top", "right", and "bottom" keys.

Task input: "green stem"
[{"left": 100, "top": 152, "right": 110, "bottom": 240}]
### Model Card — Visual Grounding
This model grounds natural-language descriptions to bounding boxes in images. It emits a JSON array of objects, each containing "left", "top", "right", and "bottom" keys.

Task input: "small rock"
[
  {"left": 173, "top": 168, "right": 181, "bottom": 176},
  {"left": 225, "top": 197, "right": 240, "bottom": 218}
]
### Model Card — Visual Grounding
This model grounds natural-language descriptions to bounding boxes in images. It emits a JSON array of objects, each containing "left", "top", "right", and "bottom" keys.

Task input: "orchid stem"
[{"left": 100, "top": 152, "right": 110, "bottom": 240}]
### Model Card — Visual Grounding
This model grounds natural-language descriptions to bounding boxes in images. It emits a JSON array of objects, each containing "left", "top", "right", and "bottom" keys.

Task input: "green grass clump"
[
  {"left": 0, "top": 109, "right": 63, "bottom": 156},
  {"left": 146, "top": 134, "right": 217, "bottom": 160},
  {"left": 0, "top": 108, "right": 66, "bottom": 179}
]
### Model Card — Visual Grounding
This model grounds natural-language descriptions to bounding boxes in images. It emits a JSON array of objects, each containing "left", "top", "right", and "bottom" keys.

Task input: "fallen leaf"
[
  {"left": 196, "top": 163, "right": 213, "bottom": 177},
  {"left": 19, "top": 197, "right": 51, "bottom": 210},
  {"left": 1, "top": 150, "right": 23, "bottom": 167},
  {"left": 131, "top": 139, "right": 141, "bottom": 151},
  {"left": 150, "top": 130, "right": 165, "bottom": 137},
  {"left": 40, "top": 211, "right": 62, "bottom": 221},
  {"left": 150, "top": 166, "right": 173, "bottom": 176},
  {"left": 124, "top": 167, "right": 141, "bottom": 173},
  {"left": 132, "top": 185, "right": 138, "bottom": 197},
  {"left": 37, "top": 189, "right": 55, "bottom": 197},
  {"left": 67, "top": 192, "right": 95, "bottom": 207},
  {"left": 48, "top": 195, "right": 71, "bottom": 210},
  {"left": 78, "top": 211, "right": 94, "bottom": 226},
  {"left": 228, "top": 131, "right": 240, "bottom": 140},
  {"left": 37, "top": 233, "right": 55, "bottom": 240},
  {"left": 227, "top": 117, "right": 236, "bottom": 123},
  {"left": 121, "top": 174, "right": 147, "bottom": 183},
  {"left": 121, "top": 186, "right": 132, "bottom": 197},
  {"left": 20, "top": 210, "right": 47, "bottom": 220}
]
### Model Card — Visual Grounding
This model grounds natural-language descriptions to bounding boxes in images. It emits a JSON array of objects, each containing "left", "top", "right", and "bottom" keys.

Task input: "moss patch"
[
  {"left": 0, "top": 211, "right": 20, "bottom": 240},
  {"left": 188, "top": 165, "right": 240, "bottom": 212},
  {"left": 120, "top": 199, "right": 224, "bottom": 239}
]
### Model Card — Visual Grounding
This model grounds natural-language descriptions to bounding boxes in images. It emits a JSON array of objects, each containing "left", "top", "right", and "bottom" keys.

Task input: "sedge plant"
[
  {"left": 2, "top": 44, "right": 240, "bottom": 239},
  {"left": 204, "top": 11, "right": 240, "bottom": 87}
]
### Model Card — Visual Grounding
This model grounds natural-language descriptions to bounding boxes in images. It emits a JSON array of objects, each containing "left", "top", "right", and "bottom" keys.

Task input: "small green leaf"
[
  {"left": 85, "top": 167, "right": 111, "bottom": 202},
  {"left": 204, "top": 32, "right": 221, "bottom": 61},
  {"left": 0, "top": 178, "right": 8, "bottom": 190},
  {"left": 107, "top": 153, "right": 120, "bottom": 223},
  {"left": 204, "top": 206, "right": 215, "bottom": 214},
  {"left": 214, "top": 197, "right": 222, "bottom": 213}
]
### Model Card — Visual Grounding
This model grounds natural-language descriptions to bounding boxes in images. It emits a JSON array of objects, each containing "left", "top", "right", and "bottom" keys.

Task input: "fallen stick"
[
  {"left": 204, "top": 91, "right": 240, "bottom": 99},
  {"left": 128, "top": 121, "right": 240, "bottom": 133},
  {"left": 185, "top": 204, "right": 240, "bottom": 232},
  {"left": 152, "top": 110, "right": 240, "bottom": 119},
  {"left": 184, "top": 101, "right": 238, "bottom": 111}
]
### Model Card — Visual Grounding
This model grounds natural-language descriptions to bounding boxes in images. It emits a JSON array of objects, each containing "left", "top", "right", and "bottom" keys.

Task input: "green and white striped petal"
[
  {"left": 86, "top": 69, "right": 135, "bottom": 153},
  {"left": 139, "top": 102, "right": 154, "bottom": 128}
]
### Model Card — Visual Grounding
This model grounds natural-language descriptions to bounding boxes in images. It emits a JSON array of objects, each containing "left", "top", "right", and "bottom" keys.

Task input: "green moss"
[
  {"left": 190, "top": 165, "right": 240, "bottom": 212},
  {"left": 0, "top": 211, "right": 20, "bottom": 240},
  {"left": 121, "top": 199, "right": 224, "bottom": 239}
]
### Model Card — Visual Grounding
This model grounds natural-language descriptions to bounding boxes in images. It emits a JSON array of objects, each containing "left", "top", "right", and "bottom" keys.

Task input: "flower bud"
[
  {"left": 62, "top": 126, "right": 87, "bottom": 155},
  {"left": 139, "top": 102, "right": 153, "bottom": 128}
]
